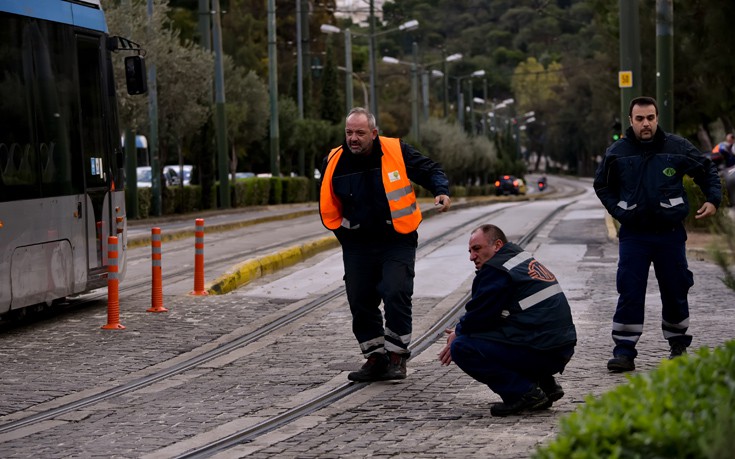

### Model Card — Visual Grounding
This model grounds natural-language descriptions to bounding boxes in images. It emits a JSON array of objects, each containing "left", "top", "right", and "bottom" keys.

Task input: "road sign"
[{"left": 618, "top": 71, "right": 633, "bottom": 88}]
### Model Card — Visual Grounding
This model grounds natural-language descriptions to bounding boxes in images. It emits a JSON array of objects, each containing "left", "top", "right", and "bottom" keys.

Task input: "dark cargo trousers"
[
  {"left": 450, "top": 335, "right": 574, "bottom": 403},
  {"left": 341, "top": 237, "right": 416, "bottom": 357},
  {"left": 612, "top": 224, "right": 694, "bottom": 359}
]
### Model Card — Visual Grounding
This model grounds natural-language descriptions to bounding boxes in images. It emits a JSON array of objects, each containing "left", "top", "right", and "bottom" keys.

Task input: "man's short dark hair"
[
  {"left": 629, "top": 96, "right": 658, "bottom": 117},
  {"left": 473, "top": 224, "right": 508, "bottom": 245}
]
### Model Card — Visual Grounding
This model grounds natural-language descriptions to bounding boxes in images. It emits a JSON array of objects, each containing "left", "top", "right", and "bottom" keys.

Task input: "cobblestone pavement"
[{"left": 1, "top": 188, "right": 733, "bottom": 458}]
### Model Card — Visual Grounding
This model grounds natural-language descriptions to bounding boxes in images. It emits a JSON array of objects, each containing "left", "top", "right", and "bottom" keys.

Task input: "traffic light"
[{"left": 611, "top": 120, "right": 622, "bottom": 141}]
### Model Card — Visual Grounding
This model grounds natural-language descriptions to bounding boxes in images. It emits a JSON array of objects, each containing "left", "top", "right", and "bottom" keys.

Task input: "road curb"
[
  {"left": 205, "top": 235, "right": 340, "bottom": 295},
  {"left": 127, "top": 209, "right": 317, "bottom": 249}
]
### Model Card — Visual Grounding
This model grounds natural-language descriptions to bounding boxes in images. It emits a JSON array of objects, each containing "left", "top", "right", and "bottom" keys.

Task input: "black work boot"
[
  {"left": 490, "top": 387, "right": 551, "bottom": 417},
  {"left": 539, "top": 375, "right": 564, "bottom": 403},
  {"left": 607, "top": 354, "right": 635, "bottom": 372},
  {"left": 381, "top": 352, "right": 408, "bottom": 380},
  {"left": 348, "top": 353, "right": 389, "bottom": 382},
  {"left": 669, "top": 343, "right": 687, "bottom": 359}
]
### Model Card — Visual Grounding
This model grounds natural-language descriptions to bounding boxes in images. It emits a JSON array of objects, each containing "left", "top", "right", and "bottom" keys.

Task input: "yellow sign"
[{"left": 619, "top": 71, "right": 633, "bottom": 88}]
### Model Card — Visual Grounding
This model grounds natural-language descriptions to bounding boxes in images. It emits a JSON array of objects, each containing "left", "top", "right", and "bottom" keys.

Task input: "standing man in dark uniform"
[
  {"left": 594, "top": 96, "right": 721, "bottom": 372},
  {"left": 320, "top": 107, "right": 451, "bottom": 382}
]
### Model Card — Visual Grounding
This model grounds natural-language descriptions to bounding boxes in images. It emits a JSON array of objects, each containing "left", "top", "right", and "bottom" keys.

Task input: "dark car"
[{"left": 495, "top": 175, "right": 524, "bottom": 196}]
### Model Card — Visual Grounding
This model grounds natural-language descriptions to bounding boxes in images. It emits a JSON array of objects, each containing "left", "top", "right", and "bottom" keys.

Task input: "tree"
[
  {"left": 319, "top": 43, "right": 343, "bottom": 124},
  {"left": 224, "top": 56, "right": 269, "bottom": 178},
  {"left": 104, "top": 0, "right": 214, "bottom": 168}
]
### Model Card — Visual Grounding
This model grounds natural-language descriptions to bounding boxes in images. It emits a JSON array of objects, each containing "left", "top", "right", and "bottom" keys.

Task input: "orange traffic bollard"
[
  {"left": 148, "top": 227, "right": 168, "bottom": 312},
  {"left": 102, "top": 236, "right": 125, "bottom": 330},
  {"left": 191, "top": 218, "right": 208, "bottom": 295}
]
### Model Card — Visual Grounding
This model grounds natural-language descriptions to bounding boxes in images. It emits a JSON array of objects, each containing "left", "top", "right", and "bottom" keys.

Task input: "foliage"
[
  {"left": 223, "top": 55, "right": 269, "bottom": 177},
  {"left": 511, "top": 57, "right": 564, "bottom": 116},
  {"left": 318, "top": 43, "right": 343, "bottom": 124},
  {"left": 418, "top": 118, "right": 501, "bottom": 188},
  {"left": 282, "top": 177, "right": 310, "bottom": 203},
  {"left": 535, "top": 341, "right": 735, "bottom": 459},
  {"left": 104, "top": 0, "right": 213, "bottom": 166},
  {"left": 231, "top": 177, "right": 270, "bottom": 207},
  {"left": 683, "top": 176, "right": 730, "bottom": 231}
]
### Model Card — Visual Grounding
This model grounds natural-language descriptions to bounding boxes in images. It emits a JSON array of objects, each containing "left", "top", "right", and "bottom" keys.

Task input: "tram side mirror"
[{"left": 125, "top": 56, "right": 148, "bottom": 95}]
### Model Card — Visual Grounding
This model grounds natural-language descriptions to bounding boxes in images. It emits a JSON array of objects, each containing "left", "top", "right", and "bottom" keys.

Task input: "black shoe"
[
  {"left": 490, "top": 387, "right": 551, "bottom": 417},
  {"left": 381, "top": 352, "right": 408, "bottom": 380},
  {"left": 347, "top": 353, "right": 389, "bottom": 382},
  {"left": 607, "top": 354, "right": 635, "bottom": 372},
  {"left": 539, "top": 375, "right": 564, "bottom": 403},
  {"left": 669, "top": 343, "right": 687, "bottom": 359}
]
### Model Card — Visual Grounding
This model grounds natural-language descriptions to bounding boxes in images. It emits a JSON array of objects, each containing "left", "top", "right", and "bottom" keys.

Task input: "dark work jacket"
[
  {"left": 455, "top": 243, "right": 577, "bottom": 351},
  {"left": 319, "top": 136, "right": 449, "bottom": 245},
  {"left": 594, "top": 127, "right": 721, "bottom": 232}
]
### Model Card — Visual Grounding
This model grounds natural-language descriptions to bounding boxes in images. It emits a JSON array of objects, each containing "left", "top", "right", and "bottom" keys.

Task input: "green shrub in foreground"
[{"left": 535, "top": 341, "right": 735, "bottom": 459}]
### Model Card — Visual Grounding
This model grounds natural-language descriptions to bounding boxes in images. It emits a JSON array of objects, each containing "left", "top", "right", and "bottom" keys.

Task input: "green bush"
[
  {"left": 268, "top": 177, "right": 283, "bottom": 204},
  {"left": 450, "top": 185, "right": 468, "bottom": 197},
  {"left": 683, "top": 176, "right": 730, "bottom": 231},
  {"left": 535, "top": 341, "right": 735, "bottom": 459},
  {"left": 282, "top": 177, "right": 309, "bottom": 203},
  {"left": 137, "top": 187, "right": 151, "bottom": 219}
]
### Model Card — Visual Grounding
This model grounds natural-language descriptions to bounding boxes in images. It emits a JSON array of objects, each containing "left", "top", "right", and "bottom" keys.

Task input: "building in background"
[{"left": 334, "top": 0, "right": 384, "bottom": 26}]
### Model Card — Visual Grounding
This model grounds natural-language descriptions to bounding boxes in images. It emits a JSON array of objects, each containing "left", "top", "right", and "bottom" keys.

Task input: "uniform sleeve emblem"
[
  {"left": 528, "top": 260, "right": 557, "bottom": 282},
  {"left": 388, "top": 170, "right": 401, "bottom": 182}
]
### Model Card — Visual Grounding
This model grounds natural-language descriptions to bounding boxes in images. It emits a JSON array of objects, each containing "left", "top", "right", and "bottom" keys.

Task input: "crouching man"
[{"left": 439, "top": 224, "right": 577, "bottom": 416}]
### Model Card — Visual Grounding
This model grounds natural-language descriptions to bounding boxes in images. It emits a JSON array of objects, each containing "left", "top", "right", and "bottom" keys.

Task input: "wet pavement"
[{"left": 1, "top": 182, "right": 733, "bottom": 458}]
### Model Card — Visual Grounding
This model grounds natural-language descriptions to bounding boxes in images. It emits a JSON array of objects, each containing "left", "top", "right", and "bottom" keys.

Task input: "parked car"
[
  {"left": 163, "top": 164, "right": 193, "bottom": 185},
  {"left": 235, "top": 172, "right": 255, "bottom": 179},
  {"left": 494, "top": 175, "right": 526, "bottom": 196},
  {"left": 136, "top": 166, "right": 152, "bottom": 188}
]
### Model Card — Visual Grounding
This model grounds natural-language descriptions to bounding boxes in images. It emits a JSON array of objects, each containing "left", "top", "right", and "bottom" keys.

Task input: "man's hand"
[
  {"left": 438, "top": 328, "right": 456, "bottom": 366},
  {"left": 695, "top": 202, "right": 717, "bottom": 219},
  {"left": 434, "top": 194, "right": 451, "bottom": 212}
]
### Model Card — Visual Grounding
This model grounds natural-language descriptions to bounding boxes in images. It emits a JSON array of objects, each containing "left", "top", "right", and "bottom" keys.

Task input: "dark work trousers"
[
  {"left": 612, "top": 224, "right": 694, "bottom": 359},
  {"left": 341, "top": 237, "right": 416, "bottom": 357},
  {"left": 450, "top": 335, "right": 574, "bottom": 403}
]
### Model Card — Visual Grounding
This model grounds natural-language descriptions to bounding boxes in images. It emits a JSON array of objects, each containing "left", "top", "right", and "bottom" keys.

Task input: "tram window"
[
  {"left": 0, "top": 14, "right": 81, "bottom": 201},
  {"left": 0, "top": 14, "right": 37, "bottom": 201},
  {"left": 77, "top": 36, "right": 108, "bottom": 190}
]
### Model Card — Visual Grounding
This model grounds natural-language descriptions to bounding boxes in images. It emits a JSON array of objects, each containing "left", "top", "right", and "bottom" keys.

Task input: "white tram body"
[{"left": 0, "top": 0, "right": 140, "bottom": 316}]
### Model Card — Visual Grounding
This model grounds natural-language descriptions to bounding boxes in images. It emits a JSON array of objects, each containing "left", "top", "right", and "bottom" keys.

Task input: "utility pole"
[
  {"left": 656, "top": 0, "right": 673, "bottom": 132},
  {"left": 212, "top": 0, "right": 230, "bottom": 207},
  {"left": 267, "top": 0, "right": 280, "bottom": 176},
  {"left": 146, "top": 0, "right": 161, "bottom": 216},
  {"left": 368, "top": 0, "right": 378, "bottom": 125},
  {"left": 296, "top": 0, "right": 304, "bottom": 176},
  {"left": 619, "top": 0, "right": 641, "bottom": 132},
  {"left": 410, "top": 41, "right": 419, "bottom": 140},
  {"left": 123, "top": 0, "right": 138, "bottom": 219}
]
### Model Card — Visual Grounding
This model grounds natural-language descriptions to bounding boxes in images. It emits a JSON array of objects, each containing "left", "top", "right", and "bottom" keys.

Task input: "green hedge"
[
  {"left": 683, "top": 176, "right": 731, "bottom": 230},
  {"left": 535, "top": 341, "right": 735, "bottom": 459}
]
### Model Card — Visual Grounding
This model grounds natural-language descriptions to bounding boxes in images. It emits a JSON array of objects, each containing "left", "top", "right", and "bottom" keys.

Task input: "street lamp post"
[
  {"left": 384, "top": 50, "right": 461, "bottom": 131},
  {"left": 369, "top": 19, "right": 419, "bottom": 127},
  {"left": 322, "top": 19, "right": 418, "bottom": 122},
  {"left": 442, "top": 52, "right": 463, "bottom": 119},
  {"left": 320, "top": 24, "right": 353, "bottom": 114},
  {"left": 455, "top": 69, "right": 485, "bottom": 131}
]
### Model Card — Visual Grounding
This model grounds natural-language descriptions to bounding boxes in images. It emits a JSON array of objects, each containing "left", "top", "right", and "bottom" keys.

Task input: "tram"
[{"left": 0, "top": 0, "right": 146, "bottom": 317}]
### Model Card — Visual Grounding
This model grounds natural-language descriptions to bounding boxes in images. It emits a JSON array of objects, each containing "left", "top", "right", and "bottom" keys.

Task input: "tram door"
[{"left": 76, "top": 35, "right": 112, "bottom": 274}]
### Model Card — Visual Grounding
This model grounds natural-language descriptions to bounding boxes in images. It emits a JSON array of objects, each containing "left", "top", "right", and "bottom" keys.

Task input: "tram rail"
[{"left": 0, "top": 178, "right": 588, "bottom": 457}]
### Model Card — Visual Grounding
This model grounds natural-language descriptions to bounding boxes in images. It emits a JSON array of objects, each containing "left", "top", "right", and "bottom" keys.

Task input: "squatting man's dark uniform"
[{"left": 439, "top": 224, "right": 576, "bottom": 416}]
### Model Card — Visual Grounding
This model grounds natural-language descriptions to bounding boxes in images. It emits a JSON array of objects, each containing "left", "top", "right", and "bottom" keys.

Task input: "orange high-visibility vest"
[{"left": 319, "top": 137, "right": 422, "bottom": 234}]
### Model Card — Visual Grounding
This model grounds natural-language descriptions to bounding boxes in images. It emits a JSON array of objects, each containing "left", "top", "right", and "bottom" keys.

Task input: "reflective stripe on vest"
[{"left": 319, "top": 137, "right": 422, "bottom": 234}]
